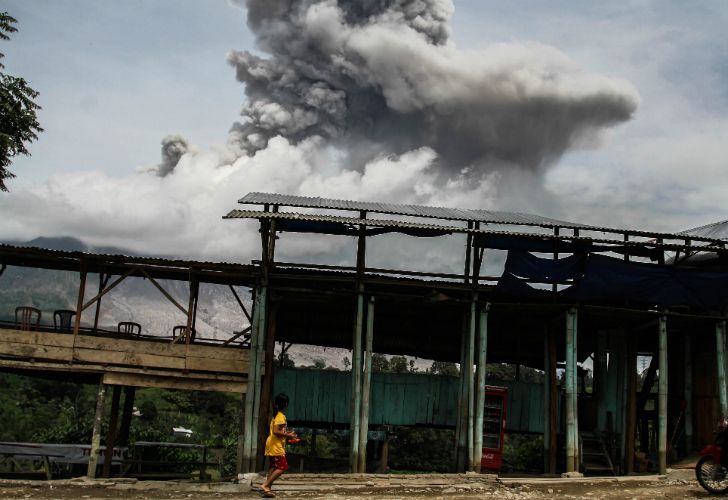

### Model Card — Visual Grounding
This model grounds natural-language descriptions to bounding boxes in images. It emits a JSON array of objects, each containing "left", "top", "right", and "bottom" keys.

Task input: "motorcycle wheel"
[{"left": 696, "top": 454, "right": 728, "bottom": 494}]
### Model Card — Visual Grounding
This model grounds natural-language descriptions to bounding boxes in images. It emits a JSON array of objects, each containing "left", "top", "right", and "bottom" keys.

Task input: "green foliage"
[
  {"left": 0, "top": 372, "right": 243, "bottom": 477},
  {"left": 388, "top": 427, "right": 455, "bottom": 472},
  {"left": 371, "top": 354, "right": 415, "bottom": 374},
  {"left": 503, "top": 433, "right": 544, "bottom": 472},
  {"left": 0, "top": 12, "right": 43, "bottom": 191}
]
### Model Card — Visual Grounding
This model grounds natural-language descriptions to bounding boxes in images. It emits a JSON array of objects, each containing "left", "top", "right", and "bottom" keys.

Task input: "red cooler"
[{"left": 481, "top": 385, "right": 508, "bottom": 472}]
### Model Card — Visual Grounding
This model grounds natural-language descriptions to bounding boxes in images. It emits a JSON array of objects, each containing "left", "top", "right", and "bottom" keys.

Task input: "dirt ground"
[{"left": 0, "top": 469, "right": 715, "bottom": 499}]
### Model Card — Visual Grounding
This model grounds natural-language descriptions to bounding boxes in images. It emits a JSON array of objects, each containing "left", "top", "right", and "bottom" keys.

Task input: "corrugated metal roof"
[
  {"left": 0, "top": 244, "right": 258, "bottom": 277},
  {"left": 679, "top": 219, "right": 728, "bottom": 241},
  {"left": 238, "top": 192, "right": 590, "bottom": 229},
  {"left": 223, "top": 209, "right": 728, "bottom": 253},
  {"left": 237, "top": 192, "right": 728, "bottom": 244}
]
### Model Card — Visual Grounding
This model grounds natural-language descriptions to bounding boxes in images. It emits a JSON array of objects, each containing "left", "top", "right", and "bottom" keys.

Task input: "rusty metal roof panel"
[{"left": 238, "top": 192, "right": 587, "bottom": 229}]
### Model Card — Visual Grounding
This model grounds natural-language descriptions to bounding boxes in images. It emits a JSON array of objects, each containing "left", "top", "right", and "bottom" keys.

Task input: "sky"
[{"left": 2, "top": 0, "right": 728, "bottom": 269}]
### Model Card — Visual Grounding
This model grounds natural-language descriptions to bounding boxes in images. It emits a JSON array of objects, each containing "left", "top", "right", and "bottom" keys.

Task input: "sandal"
[{"left": 260, "top": 488, "right": 276, "bottom": 498}]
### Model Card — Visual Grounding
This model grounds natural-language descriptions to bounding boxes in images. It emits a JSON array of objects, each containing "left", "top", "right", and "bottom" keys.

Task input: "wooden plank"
[
  {"left": 186, "top": 355, "right": 249, "bottom": 374},
  {"left": 0, "top": 341, "right": 73, "bottom": 362},
  {"left": 0, "top": 328, "right": 76, "bottom": 347},
  {"left": 103, "top": 371, "right": 247, "bottom": 393},
  {"left": 185, "top": 343, "right": 250, "bottom": 361},
  {"left": 0, "top": 358, "right": 247, "bottom": 382},
  {"left": 73, "top": 348, "right": 187, "bottom": 370},
  {"left": 74, "top": 335, "right": 188, "bottom": 358}
]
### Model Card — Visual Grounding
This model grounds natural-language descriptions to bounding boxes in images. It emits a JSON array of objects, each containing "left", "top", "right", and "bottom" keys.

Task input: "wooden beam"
[
  {"left": 92, "top": 272, "right": 110, "bottom": 334},
  {"left": 684, "top": 334, "right": 693, "bottom": 452},
  {"left": 73, "top": 261, "right": 88, "bottom": 340},
  {"left": 565, "top": 307, "right": 579, "bottom": 473},
  {"left": 548, "top": 327, "right": 558, "bottom": 474},
  {"left": 117, "top": 386, "right": 136, "bottom": 447},
  {"left": 256, "top": 300, "right": 278, "bottom": 471},
  {"left": 81, "top": 267, "right": 137, "bottom": 312},
  {"left": 229, "top": 285, "right": 252, "bottom": 323},
  {"left": 102, "top": 371, "right": 247, "bottom": 393},
  {"left": 137, "top": 268, "right": 188, "bottom": 316},
  {"left": 358, "top": 296, "right": 375, "bottom": 473}
]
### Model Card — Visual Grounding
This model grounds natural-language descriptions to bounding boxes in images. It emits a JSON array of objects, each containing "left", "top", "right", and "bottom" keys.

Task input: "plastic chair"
[
  {"left": 172, "top": 325, "right": 195, "bottom": 342},
  {"left": 15, "top": 306, "right": 41, "bottom": 331},
  {"left": 118, "top": 322, "right": 142, "bottom": 337},
  {"left": 53, "top": 309, "right": 76, "bottom": 332}
]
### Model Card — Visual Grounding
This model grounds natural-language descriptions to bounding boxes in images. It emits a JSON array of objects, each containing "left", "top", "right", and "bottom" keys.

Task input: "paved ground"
[{"left": 0, "top": 469, "right": 713, "bottom": 499}]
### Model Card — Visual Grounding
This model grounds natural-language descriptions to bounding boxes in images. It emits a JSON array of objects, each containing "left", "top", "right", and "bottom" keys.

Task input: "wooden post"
[
  {"left": 236, "top": 392, "right": 246, "bottom": 474},
  {"left": 543, "top": 327, "right": 550, "bottom": 474},
  {"left": 117, "top": 387, "right": 136, "bottom": 447},
  {"left": 73, "top": 260, "right": 88, "bottom": 349},
  {"left": 256, "top": 301, "right": 277, "bottom": 471},
  {"left": 658, "top": 314, "right": 668, "bottom": 475},
  {"left": 103, "top": 386, "right": 122, "bottom": 478},
  {"left": 595, "top": 332, "right": 608, "bottom": 433},
  {"left": 455, "top": 309, "right": 470, "bottom": 472},
  {"left": 625, "top": 334, "right": 637, "bottom": 474},
  {"left": 716, "top": 320, "right": 728, "bottom": 417},
  {"left": 87, "top": 382, "right": 106, "bottom": 479},
  {"left": 684, "top": 334, "right": 693, "bottom": 452},
  {"left": 473, "top": 303, "right": 489, "bottom": 473},
  {"left": 548, "top": 328, "right": 558, "bottom": 474},
  {"left": 565, "top": 307, "right": 579, "bottom": 473},
  {"left": 358, "top": 296, "right": 375, "bottom": 473},
  {"left": 377, "top": 440, "right": 389, "bottom": 473}
]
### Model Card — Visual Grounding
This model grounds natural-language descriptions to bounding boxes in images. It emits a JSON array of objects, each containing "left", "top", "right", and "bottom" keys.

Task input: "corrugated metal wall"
[{"left": 273, "top": 367, "right": 544, "bottom": 433}]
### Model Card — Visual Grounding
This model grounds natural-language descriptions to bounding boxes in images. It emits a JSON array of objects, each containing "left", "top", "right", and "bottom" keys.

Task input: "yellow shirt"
[{"left": 265, "top": 411, "right": 287, "bottom": 456}]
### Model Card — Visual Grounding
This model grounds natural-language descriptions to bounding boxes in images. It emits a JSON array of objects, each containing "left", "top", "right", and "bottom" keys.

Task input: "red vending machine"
[{"left": 481, "top": 385, "right": 508, "bottom": 472}]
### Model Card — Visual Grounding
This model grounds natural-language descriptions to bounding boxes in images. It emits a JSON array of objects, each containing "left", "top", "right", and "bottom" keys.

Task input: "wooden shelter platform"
[{"left": 0, "top": 327, "right": 251, "bottom": 393}]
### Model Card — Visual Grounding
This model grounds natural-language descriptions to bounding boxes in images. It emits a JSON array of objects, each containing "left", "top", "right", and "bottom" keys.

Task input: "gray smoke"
[
  {"left": 228, "top": 0, "right": 638, "bottom": 173},
  {"left": 155, "top": 135, "right": 189, "bottom": 177}
]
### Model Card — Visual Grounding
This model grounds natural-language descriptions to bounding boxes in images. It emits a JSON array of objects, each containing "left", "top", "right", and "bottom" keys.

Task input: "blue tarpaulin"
[{"left": 497, "top": 251, "right": 728, "bottom": 311}]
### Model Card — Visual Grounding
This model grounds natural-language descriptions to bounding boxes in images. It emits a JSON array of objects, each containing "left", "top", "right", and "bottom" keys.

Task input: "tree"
[{"left": 0, "top": 12, "right": 42, "bottom": 191}]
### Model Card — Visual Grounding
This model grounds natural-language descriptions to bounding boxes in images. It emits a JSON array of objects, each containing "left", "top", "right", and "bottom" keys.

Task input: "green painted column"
[
  {"left": 565, "top": 307, "right": 579, "bottom": 473},
  {"left": 241, "top": 287, "right": 262, "bottom": 473},
  {"left": 466, "top": 296, "right": 477, "bottom": 471},
  {"left": 357, "top": 296, "right": 375, "bottom": 473},
  {"left": 473, "top": 303, "right": 490, "bottom": 472},
  {"left": 716, "top": 321, "right": 728, "bottom": 417},
  {"left": 349, "top": 291, "right": 364, "bottom": 472},
  {"left": 250, "top": 286, "right": 267, "bottom": 469},
  {"left": 658, "top": 314, "right": 668, "bottom": 475}
]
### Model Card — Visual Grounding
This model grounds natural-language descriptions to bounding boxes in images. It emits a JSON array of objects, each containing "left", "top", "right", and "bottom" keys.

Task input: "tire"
[{"left": 696, "top": 454, "right": 728, "bottom": 494}]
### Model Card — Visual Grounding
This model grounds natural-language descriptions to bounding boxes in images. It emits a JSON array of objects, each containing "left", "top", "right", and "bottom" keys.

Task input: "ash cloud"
[
  {"left": 228, "top": 0, "right": 638, "bottom": 172},
  {"left": 155, "top": 135, "right": 189, "bottom": 177}
]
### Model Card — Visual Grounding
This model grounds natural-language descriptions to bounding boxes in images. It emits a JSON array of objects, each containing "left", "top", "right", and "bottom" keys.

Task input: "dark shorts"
[{"left": 268, "top": 455, "right": 288, "bottom": 471}]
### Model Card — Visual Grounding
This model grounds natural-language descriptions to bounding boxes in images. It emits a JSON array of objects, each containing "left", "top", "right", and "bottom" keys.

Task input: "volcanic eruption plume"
[{"left": 227, "top": 0, "right": 638, "bottom": 175}]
